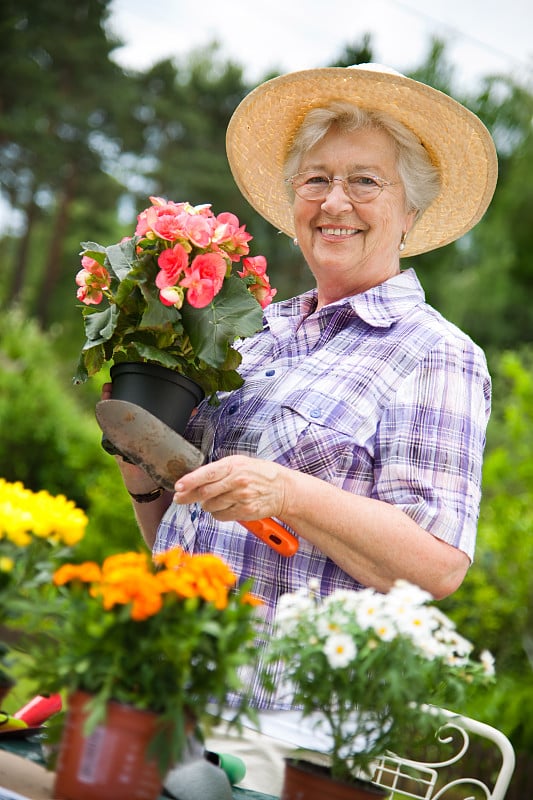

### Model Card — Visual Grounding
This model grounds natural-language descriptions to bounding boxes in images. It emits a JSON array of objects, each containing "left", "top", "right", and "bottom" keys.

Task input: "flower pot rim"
[
  {"left": 283, "top": 757, "right": 389, "bottom": 796},
  {"left": 69, "top": 689, "right": 159, "bottom": 717}
]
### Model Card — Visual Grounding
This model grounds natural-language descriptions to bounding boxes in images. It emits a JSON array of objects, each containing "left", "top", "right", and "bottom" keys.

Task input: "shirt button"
[
  {"left": 265, "top": 369, "right": 275, "bottom": 377},
  {"left": 228, "top": 404, "right": 238, "bottom": 414},
  {"left": 310, "top": 408, "right": 322, "bottom": 419}
]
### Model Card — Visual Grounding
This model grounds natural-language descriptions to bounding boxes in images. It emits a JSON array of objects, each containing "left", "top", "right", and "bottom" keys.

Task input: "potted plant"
[
  {"left": 262, "top": 579, "right": 496, "bottom": 799},
  {"left": 20, "top": 545, "right": 263, "bottom": 800},
  {"left": 73, "top": 196, "right": 276, "bottom": 404},
  {"left": 0, "top": 477, "right": 88, "bottom": 700}
]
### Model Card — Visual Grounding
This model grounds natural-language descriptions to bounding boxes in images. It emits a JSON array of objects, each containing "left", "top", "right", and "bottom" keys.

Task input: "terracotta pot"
[
  {"left": 53, "top": 691, "right": 165, "bottom": 800},
  {"left": 102, "top": 362, "right": 204, "bottom": 458},
  {"left": 281, "top": 758, "right": 388, "bottom": 800}
]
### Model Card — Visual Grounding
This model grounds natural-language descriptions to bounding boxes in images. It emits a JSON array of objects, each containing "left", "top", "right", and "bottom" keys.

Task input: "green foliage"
[
  {"left": 399, "top": 39, "right": 533, "bottom": 353},
  {"left": 17, "top": 551, "right": 262, "bottom": 771},
  {"left": 74, "top": 202, "right": 269, "bottom": 399},
  {"left": 263, "top": 582, "right": 493, "bottom": 782},
  {"left": 0, "top": 308, "right": 142, "bottom": 559},
  {"left": 441, "top": 348, "right": 533, "bottom": 753},
  {"left": 0, "top": 0, "right": 140, "bottom": 329}
]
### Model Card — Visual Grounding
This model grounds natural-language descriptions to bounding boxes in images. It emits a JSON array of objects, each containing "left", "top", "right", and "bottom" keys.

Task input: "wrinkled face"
[{"left": 292, "top": 125, "right": 417, "bottom": 306}]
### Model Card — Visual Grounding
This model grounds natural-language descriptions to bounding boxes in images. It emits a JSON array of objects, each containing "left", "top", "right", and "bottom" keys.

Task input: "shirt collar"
[{"left": 265, "top": 268, "right": 425, "bottom": 330}]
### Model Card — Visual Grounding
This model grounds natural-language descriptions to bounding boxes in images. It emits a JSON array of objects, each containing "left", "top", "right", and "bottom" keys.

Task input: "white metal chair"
[{"left": 370, "top": 707, "right": 516, "bottom": 800}]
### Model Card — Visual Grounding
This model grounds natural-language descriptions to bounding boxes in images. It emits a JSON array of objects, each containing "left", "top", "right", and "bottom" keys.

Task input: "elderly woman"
[{"left": 108, "top": 64, "right": 497, "bottom": 793}]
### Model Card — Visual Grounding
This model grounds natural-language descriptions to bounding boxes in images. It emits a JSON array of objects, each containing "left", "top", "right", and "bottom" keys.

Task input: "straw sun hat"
[{"left": 226, "top": 64, "right": 498, "bottom": 257}]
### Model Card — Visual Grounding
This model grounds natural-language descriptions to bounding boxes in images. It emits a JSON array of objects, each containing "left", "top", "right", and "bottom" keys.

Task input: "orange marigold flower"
[
  {"left": 101, "top": 552, "right": 149, "bottom": 576},
  {"left": 153, "top": 549, "right": 238, "bottom": 609},
  {"left": 97, "top": 555, "right": 152, "bottom": 595},
  {"left": 53, "top": 562, "right": 101, "bottom": 586},
  {"left": 95, "top": 570, "right": 164, "bottom": 621},
  {"left": 153, "top": 546, "right": 188, "bottom": 570},
  {"left": 188, "top": 554, "right": 237, "bottom": 608},
  {"left": 241, "top": 592, "right": 264, "bottom": 607},
  {"left": 194, "top": 575, "right": 229, "bottom": 609},
  {"left": 154, "top": 568, "right": 187, "bottom": 594},
  {"left": 189, "top": 554, "right": 237, "bottom": 586},
  {"left": 162, "top": 570, "right": 200, "bottom": 600},
  {"left": 129, "top": 591, "right": 163, "bottom": 621}
]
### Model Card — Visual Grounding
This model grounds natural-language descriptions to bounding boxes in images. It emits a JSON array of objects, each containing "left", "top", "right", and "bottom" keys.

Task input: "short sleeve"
[{"left": 373, "top": 337, "right": 491, "bottom": 560}]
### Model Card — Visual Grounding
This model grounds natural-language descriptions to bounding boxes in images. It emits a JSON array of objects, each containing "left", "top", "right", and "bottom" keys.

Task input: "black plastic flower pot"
[{"left": 101, "top": 362, "right": 205, "bottom": 459}]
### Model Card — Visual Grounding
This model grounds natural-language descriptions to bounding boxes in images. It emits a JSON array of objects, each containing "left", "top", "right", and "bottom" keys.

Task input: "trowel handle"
[{"left": 238, "top": 518, "right": 299, "bottom": 557}]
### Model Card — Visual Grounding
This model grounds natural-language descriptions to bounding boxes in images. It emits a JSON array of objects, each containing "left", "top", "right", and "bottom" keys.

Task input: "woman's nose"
[{"left": 320, "top": 181, "right": 354, "bottom": 213}]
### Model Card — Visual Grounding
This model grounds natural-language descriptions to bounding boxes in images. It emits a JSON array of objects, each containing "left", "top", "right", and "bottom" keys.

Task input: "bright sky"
[{"left": 108, "top": 0, "right": 532, "bottom": 91}]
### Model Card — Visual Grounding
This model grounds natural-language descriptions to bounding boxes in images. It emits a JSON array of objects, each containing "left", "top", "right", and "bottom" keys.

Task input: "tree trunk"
[
  {"left": 6, "top": 197, "right": 40, "bottom": 306},
  {"left": 36, "top": 163, "right": 78, "bottom": 327}
]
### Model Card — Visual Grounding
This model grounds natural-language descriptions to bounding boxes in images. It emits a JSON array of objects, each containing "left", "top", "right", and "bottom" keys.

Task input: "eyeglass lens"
[{"left": 291, "top": 173, "right": 385, "bottom": 203}]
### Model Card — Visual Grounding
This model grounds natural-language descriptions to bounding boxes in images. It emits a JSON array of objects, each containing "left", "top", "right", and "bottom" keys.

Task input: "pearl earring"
[
  {"left": 293, "top": 238, "right": 299, "bottom": 247},
  {"left": 399, "top": 232, "right": 408, "bottom": 252}
]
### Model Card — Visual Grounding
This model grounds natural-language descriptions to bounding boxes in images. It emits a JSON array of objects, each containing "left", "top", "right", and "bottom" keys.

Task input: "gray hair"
[{"left": 284, "top": 102, "right": 441, "bottom": 216}]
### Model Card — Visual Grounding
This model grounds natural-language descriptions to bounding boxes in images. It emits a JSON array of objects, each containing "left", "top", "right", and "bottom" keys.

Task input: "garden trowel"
[{"left": 95, "top": 399, "right": 299, "bottom": 557}]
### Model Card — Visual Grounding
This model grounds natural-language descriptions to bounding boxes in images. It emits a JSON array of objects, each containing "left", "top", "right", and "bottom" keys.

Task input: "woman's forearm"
[
  {"left": 113, "top": 456, "right": 171, "bottom": 549},
  {"left": 172, "top": 455, "right": 470, "bottom": 598},
  {"left": 129, "top": 492, "right": 172, "bottom": 550},
  {"left": 279, "top": 466, "right": 470, "bottom": 598}
]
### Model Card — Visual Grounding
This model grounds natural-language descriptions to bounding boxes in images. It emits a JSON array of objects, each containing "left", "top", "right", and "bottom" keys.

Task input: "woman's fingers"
[{"left": 173, "top": 456, "right": 284, "bottom": 521}]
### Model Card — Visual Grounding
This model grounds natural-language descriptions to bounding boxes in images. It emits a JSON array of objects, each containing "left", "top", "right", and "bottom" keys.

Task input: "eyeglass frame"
[{"left": 285, "top": 171, "right": 399, "bottom": 204}]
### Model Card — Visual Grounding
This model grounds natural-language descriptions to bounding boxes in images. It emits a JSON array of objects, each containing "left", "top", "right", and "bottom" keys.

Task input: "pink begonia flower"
[
  {"left": 238, "top": 256, "right": 276, "bottom": 309},
  {"left": 214, "top": 212, "right": 252, "bottom": 260},
  {"left": 248, "top": 275, "right": 277, "bottom": 309},
  {"left": 179, "top": 211, "right": 215, "bottom": 248},
  {"left": 135, "top": 197, "right": 189, "bottom": 240},
  {"left": 156, "top": 244, "right": 189, "bottom": 289},
  {"left": 81, "top": 255, "right": 103, "bottom": 273},
  {"left": 238, "top": 255, "right": 268, "bottom": 278},
  {"left": 76, "top": 264, "right": 110, "bottom": 306},
  {"left": 142, "top": 206, "right": 188, "bottom": 242},
  {"left": 180, "top": 252, "right": 227, "bottom": 308},
  {"left": 150, "top": 196, "right": 173, "bottom": 207},
  {"left": 136, "top": 197, "right": 212, "bottom": 241},
  {"left": 159, "top": 285, "right": 185, "bottom": 308},
  {"left": 135, "top": 207, "right": 152, "bottom": 237}
]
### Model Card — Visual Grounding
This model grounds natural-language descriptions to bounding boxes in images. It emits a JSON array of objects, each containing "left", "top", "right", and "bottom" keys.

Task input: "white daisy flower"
[
  {"left": 480, "top": 649, "right": 496, "bottom": 676},
  {"left": 324, "top": 633, "right": 357, "bottom": 668},
  {"left": 388, "top": 579, "right": 434, "bottom": 607}
]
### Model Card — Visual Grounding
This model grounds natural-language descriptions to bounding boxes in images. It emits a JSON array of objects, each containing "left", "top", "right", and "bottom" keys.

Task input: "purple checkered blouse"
[{"left": 154, "top": 268, "right": 490, "bottom": 709}]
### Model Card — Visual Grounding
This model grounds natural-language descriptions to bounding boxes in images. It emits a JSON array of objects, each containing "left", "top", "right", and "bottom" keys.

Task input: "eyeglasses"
[{"left": 285, "top": 171, "right": 398, "bottom": 204}]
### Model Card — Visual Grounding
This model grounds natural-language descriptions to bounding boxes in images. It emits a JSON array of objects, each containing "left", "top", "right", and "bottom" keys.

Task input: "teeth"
[{"left": 322, "top": 228, "right": 356, "bottom": 236}]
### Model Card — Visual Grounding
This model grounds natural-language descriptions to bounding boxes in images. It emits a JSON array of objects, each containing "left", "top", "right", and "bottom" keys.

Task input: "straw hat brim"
[{"left": 226, "top": 67, "right": 498, "bottom": 257}]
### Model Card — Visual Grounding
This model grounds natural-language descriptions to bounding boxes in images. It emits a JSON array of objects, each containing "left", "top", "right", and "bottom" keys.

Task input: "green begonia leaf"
[{"left": 182, "top": 276, "right": 263, "bottom": 368}]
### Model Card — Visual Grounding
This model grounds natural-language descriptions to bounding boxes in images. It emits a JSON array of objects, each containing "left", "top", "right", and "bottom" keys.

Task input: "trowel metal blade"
[{"left": 95, "top": 399, "right": 205, "bottom": 491}]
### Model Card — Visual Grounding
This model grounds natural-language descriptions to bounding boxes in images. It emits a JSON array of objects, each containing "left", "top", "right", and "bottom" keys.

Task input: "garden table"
[{"left": 0, "top": 736, "right": 277, "bottom": 800}]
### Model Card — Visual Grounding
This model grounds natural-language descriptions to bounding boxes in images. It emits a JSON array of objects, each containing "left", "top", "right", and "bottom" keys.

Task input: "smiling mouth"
[{"left": 320, "top": 227, "right": 359, "bottom": 237}]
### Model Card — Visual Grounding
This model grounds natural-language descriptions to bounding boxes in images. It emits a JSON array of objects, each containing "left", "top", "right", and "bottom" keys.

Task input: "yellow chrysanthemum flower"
[
  {"left": 0, "top": 556, "right": 14, "bottom": 573},
  {"left": 0, "top": 478, "right": 88, "bottom": 547}
]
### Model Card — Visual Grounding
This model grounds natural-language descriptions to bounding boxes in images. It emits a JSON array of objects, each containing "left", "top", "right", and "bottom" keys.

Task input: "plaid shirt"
[{"left": 155, "top": 268, "right": 490, "bottom": 708}]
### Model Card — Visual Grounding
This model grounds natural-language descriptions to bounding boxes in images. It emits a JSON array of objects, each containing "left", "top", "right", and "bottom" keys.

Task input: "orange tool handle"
[{"left": 238, "top": 518, "right": 299, "bottom": 558}]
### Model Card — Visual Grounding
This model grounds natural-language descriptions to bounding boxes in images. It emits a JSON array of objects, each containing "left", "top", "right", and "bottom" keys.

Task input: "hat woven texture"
[{"left": 226, "top": 66, "right": 498, "bottom": 257}]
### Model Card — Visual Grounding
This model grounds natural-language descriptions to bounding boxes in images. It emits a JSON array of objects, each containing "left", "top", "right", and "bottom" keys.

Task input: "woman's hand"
[
  {"left": 101, "top": 381, "right": 113, "bottom": 401},
  {"left": 172, "top": 455, "right": 288, "bottom": 523},
  {"left": 100, "top": 382, "right": 160, "bottom": 493},
  {"left": 173, "top": 453, "right": 469, "bottom": 598}
]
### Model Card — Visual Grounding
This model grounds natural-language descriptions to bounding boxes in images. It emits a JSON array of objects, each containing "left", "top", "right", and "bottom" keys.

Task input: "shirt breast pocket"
[{"left": 256, "top": 389, "right": 372, "bottom": 483}]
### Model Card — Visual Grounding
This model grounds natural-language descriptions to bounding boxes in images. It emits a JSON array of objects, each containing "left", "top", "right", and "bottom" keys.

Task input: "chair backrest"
[{"left": 370, "top": 707, "right": 516, "bottom": 800}]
